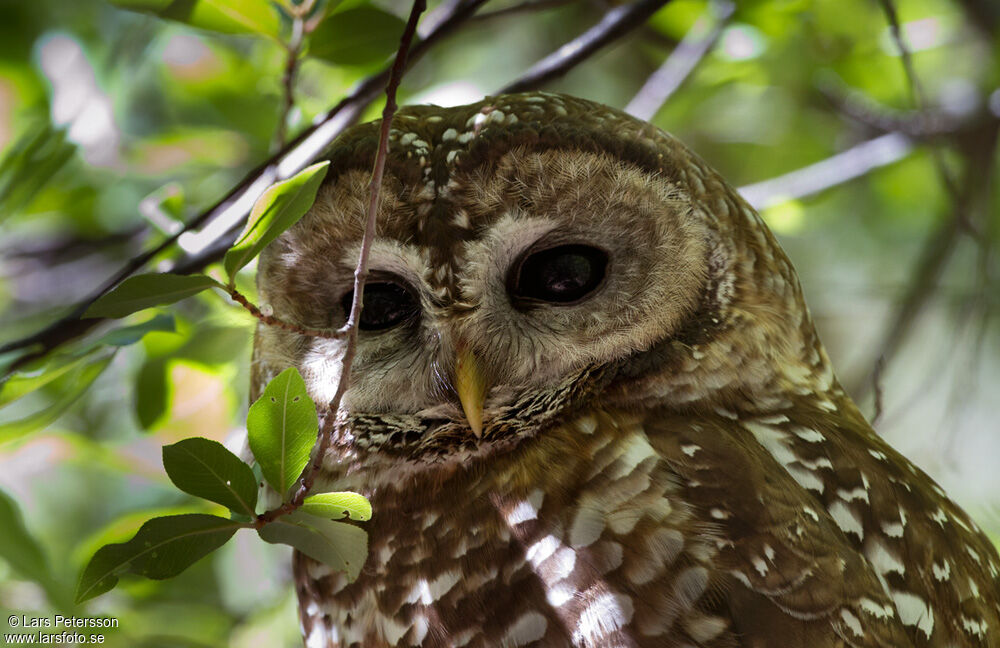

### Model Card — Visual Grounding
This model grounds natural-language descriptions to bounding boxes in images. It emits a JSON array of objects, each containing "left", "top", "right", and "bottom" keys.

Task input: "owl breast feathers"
[{"left": 251, "top": 92, "right": 1000, "bottom": 647}]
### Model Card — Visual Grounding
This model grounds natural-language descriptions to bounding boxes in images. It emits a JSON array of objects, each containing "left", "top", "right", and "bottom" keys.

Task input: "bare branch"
[
  {"left": 289, "top": 0, "right": 428, "bottom": 510},
  {"left": 471, "top": 0, "right": 572, "bottom": 21},
  {"left": 625, "top": 0, "right": 734, "bottom": 121},
  {"left": 876, "top": 0, "right": 961, "bottom": 203},
  {"left": 849, "top": 119, "right": 1000, "bottom": 401},
  {"left": 499, "top": 0, "right": 671, "bottom": 94},
  {"left": 817, "top": 78, "right": 969, "bottom": 139},
  {"left": 0, "top": 0, "right": 489, "bottom": 374},
  {"left": 737, "top": 133, "right": 913, "bottom": 210}
]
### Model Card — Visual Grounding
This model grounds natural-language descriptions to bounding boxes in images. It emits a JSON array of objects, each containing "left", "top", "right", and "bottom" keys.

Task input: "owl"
[{"left": 251, "top": 92, "right": 1000, "bottom": 647}]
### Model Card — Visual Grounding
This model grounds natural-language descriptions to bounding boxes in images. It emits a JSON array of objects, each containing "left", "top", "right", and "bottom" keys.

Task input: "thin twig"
[
  {"left": 227, "top": 287, "right": 343, "bottom": 339},
  {"left": 499, "top": 0, "right": 671, "bottom": 94},
  {"left": 876, "top": 0, "right": 962, "bottom": 203},
  {"left": 0, "top": 0, "right": 489, "bottom": 374},
  {"left": 625, "top": 0, "right": 733, "bottom": 121},
  {"left": 287, "top": 0, "right": 427, "bottom": 512},
  {"left": 271, "top": 1, "right": 315, "bottom": 152},
  {"left": 737, "top": 132, "right": 913, "bottom": 210},
  {"left": 850, "top": 119, "right": 1000, "bottom": 400}
]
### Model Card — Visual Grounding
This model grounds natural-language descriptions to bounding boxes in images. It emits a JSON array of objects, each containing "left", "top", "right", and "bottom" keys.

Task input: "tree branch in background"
[
  {"left": 849, "top": 118, "right": 1000, "bottom": 401},
  {"left": 471, "top": 0, "right": 573, "bottom": 22},
  {"left": 876, "top": 0, "right": 961, "bottom": 202},
  {"left": 499, "top": 0, "right": 671, "bottom": 94},
  {"left": 0, "top": 0, "right": 491, "bottom": 373},
  {"left": 841, "top": 0, "right": 998, "bottom": 412},
  {"left": 737, "top": 133, "right": 913, "bottom": 210},
  {"left": 816, "top": 78, "right": 968, "bottom": 139},
  {"left": 625, "top": 0, "right": 733, "bottom": 121}
]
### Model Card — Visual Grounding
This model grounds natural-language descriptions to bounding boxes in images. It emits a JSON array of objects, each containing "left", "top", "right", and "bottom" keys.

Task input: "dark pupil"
[
  {"left": 514, "top": 244, "right": 607, "bottom": 304},
  {"left": 342, "top": 282, "right": 417, "bottom": 331}
]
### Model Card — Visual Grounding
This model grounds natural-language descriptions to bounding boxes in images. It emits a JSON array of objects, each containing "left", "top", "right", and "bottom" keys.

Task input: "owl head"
[{"left": 253, "top": 92, "right": 829, "bottom": 462}]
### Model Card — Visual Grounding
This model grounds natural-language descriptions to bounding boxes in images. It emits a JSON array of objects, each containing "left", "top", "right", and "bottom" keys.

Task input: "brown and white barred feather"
[{"left": 251, "top": 93, "right": 1000, "bottom": 647}]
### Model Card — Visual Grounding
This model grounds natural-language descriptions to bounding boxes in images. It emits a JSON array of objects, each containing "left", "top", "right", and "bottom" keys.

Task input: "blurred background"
[{"left": 0, "top": 0, "right": 997, "bottom": 645}]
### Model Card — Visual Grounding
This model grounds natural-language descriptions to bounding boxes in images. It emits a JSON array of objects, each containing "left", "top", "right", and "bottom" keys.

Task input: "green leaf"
[
  {"left": 162, "top": 438, "right": 258, "bottom": 516},
  {"left": 0, "top": 123, "right": 76, "bottom": 223},
  {"left": 0, "top": 346, "right": 42, "bottom": 378},
  {"left": 223, "top": 161, "right": 329, "bottom": 282},
  {"left": 0, "top": 316, "right": 171, "bottom": 410},
  {"left": 0, "top": 352, "right": 114, "bottom": 443},
  {"left": 0, "top": 488, "right": 52, "bottom": 587},
  {"left": 70, "top": 506, "right": 205, "bottom": 568},
  {"left": 258, "top": 511, "right": 366, "bottom": 581},
  {"left": 299, "top": 492, "right": 371, "bottom": 521},
  {"left": 91, "top": 313, "right": 177, "bottom": 348},
  {"left": 135, "top": 358, "right": 169, "bottom": 430},
  {"left": 83, "top": 274, "right": 222, "bottom": 319},
  {"left": 246, "top": 368, "right": 317, "bottom": 497},
  {"left": 110, "top": 0, "right": 282, "bottom": 38},
  {"left": 75, "top": 514, "right": 243, "bottom": 604},
  {"left": 308, "top": 7, "right": 407, "bottom": 66},
  {"left": 0, "top": 354, "right": 90, "bottom": 409}
]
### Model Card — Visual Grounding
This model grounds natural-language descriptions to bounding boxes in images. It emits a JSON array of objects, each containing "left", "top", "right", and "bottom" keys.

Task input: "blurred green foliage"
[{"left": 0, "top": 0, "right": 998, "bottom": 644}]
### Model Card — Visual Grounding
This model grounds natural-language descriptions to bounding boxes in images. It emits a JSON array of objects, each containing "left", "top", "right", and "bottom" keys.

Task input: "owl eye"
[
  {"left": 342, "top": 281, "right": 419, "bottom": 331},
  {"left": 510, "top": 244, "right": 608, "bottom": 305}
]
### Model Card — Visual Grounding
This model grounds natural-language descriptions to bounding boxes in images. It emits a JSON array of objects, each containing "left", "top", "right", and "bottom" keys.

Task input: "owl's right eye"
[{"left": 341, "top": 281, "right": 419, "bottom": 331}]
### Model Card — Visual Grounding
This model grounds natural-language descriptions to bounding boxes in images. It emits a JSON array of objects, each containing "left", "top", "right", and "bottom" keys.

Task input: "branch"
[
  {"left": 954, "top": 0, "right": 1000, "bottom": 37},
  {"left": 471, "top": 0, "right": 572, "bottom": 21},
  {"left": 499, "top": 0, "right": 672, "bottom": 94},
  {"left": 816, "top": 78, "right": 969, "bottom": 139},
  {"left": 849, "top": 118, "right": 1000, "bottom": 401},
  {"left": 737, "top": 133, "right": 913, "bottom": 210},
  {"left": 876, "top": 0, "right": 961, "bottom": 203},
  {"left": 624, "top": 0, "right": 734, "bottom": 121},
  {"left": 289, "top": 0, "right": 427, "bottom": 510},
  {"left": 0, "top": 0, "right": 490, "bottom": 374}
]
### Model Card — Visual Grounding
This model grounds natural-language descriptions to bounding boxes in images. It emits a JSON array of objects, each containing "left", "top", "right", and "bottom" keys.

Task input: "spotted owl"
[{"left": 250, "top": 92, "right": 1000, "bottom": 647}]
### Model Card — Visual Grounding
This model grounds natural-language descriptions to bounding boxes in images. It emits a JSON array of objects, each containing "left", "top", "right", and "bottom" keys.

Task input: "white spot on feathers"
[
  {"left": 572, "top": 591, "right": 634, "bottom": 646},
  {"left": 527, "top": 535, "right": 560, "bottom": 567},
  {"left": 866, "top": 539, "right": 905, "bottom": 577},
  {"left": 829, "top": 500, "right": 864, "bottom": 540},
  {"left": 505, "top": 611, "right": 548, "bottom": 645},
  {"left": 892, "top": 590, "right": 934, "bottom": 638},
  {"left": 506, "top": 499, "right": 539, "bottom": 526},
  {"left": 932, "top": 560, "right": 951, "bottom": 582},
  {"left": 859, "top": 597, "right": 895, "bottom": 620},
  {"left": 840, "top": 609, "right": 864, "bottom": 637}
]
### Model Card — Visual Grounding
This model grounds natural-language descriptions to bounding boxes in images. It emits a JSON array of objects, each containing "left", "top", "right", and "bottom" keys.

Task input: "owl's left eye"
[
  {"left": 341, "top": 281, "right": 419, "bottom": 331},
  {"left": 509, "top": 243, "right": 608, "bottom": 306}
]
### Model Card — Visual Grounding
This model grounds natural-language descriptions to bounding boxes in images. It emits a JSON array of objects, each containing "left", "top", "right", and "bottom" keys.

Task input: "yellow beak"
[{"left": 454, "top": 344, "right": 487, "bottom": 438}]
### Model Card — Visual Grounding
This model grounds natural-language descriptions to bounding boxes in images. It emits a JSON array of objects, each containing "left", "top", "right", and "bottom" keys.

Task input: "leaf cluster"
[{"left": 75, "top": 367, "right": 370, "bottom": 604}]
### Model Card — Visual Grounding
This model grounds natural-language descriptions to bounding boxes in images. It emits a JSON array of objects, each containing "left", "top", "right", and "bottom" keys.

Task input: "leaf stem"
[{"left": 227, "top": 286, "right": 344, "bottom": 339}]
